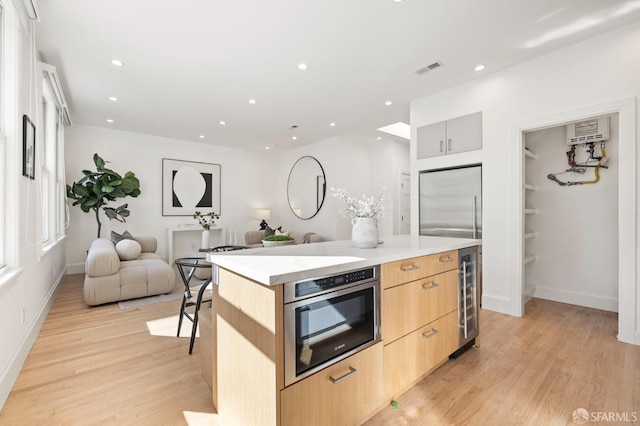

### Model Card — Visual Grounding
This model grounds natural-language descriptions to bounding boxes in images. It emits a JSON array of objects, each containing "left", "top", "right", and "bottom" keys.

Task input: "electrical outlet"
[{"left": 191, "top": 243, "right": 196, "bottom": 249}]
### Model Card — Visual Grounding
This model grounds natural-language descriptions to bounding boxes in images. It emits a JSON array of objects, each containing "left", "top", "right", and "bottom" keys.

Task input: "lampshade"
[{"left": 256, "top": 209, "right": 271, "bottom": 220}]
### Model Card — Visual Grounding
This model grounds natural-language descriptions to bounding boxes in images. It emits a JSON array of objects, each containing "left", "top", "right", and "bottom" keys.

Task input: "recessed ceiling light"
[
  {"left": 377, "top": 136, "right": 382, "bottom": 140},
  {"left": 106, "top": 119, "right": 114, "bottom": 123},
  {"left": 111, "top": 59, "right": 124, "bottom": 67},
  {"left": 385, "top": 101, "right": 393, "bottom": 106},
  {"left": 474, "top": 64, "right": 486, "bottom": 71},
  {"left": 199, "top": 135, "right": 205, "bottom": 139},
  {"left": 219, "top": 121, "right": 226, "bottom": 125},
  {"left": 292, "top": 136, "right": 297, "bottom": 140},
  {"left": 108, "top": 96, "right": 118, "bottom": 102},
  {"left": 298, "top": 63, "right": 308, "bottom": 70},
  {"left": 330, "top": 122, "right": 336, "bottom": 127},
  {"left": 393, "top": 0, "right": 404, "bottom": 2},
  {"left": 249, "top": 99, "right": 256, "bottom": 104},
  {"left": 265, "top": 146, "right": 270, "bottom": 150}
]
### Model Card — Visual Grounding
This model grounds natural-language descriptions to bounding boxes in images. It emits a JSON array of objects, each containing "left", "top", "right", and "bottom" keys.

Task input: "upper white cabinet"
[{"left": 416, "top": 111, "right": 482, "bottom": 159}]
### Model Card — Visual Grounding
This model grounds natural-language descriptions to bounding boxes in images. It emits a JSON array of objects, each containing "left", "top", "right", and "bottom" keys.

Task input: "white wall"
[
  {"left": 64, "top": 124, "right": 276, "bottom": 271},
  {"left": 267, "top": 137, "right": 409, "bottom": 242},
  {"left": 0, "top": 8, "right": 68, "bottom": 408},
  {"left": 524, "top": 115, "right": 619, "bottom": 311},
  {"left": 410, "top": 22, "right": 639, "bottom": 344}
]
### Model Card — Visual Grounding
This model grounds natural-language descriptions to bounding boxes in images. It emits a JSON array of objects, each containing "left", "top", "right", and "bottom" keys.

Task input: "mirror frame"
[{"left": 287, "top": 156, "right": 326, "bottom": 220}]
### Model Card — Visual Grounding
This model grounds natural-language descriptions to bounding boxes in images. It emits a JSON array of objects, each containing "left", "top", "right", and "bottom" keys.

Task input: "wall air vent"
[{"left": 415, "top": 61, "right": 442, "bottom": 76}]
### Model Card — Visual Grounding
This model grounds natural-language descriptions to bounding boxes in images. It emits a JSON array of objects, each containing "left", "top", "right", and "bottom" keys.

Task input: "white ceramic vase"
[
  {"left": 201, "top": 229, "right": 210, "bottom": 249},
  {"left": 351, "top": 217, "right": 378, "bottom": 248}
]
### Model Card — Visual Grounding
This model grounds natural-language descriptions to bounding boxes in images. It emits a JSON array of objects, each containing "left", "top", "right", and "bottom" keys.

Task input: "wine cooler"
[{"left": 452, "top": 246, "right": 479, "bottom": 357}]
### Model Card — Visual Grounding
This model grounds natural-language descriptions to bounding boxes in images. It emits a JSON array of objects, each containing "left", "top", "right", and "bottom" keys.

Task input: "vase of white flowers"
[{"left": 331, "top": 187, "right": 391, "bottom": 248}]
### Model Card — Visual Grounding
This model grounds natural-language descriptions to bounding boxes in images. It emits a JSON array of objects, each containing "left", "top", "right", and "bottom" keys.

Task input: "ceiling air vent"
[{"left": 415, "top": 61, "right": 442, "bottom": 76}]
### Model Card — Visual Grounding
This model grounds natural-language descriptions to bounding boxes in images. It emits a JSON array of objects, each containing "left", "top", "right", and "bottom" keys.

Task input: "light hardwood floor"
[{"left": 1, "top": 274, "right": 638, "bottom": 425}]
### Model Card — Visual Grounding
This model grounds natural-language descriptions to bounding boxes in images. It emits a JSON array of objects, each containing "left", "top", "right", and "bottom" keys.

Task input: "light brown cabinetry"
[
  {"left": 281, "top": 342, "right": 383, "bottom": 426},
  {"left": 381, "top": 250, "right": 460, "bottom": 400},
  {"left": 383, "top": 311, "right": 458, "bottom": 400}
]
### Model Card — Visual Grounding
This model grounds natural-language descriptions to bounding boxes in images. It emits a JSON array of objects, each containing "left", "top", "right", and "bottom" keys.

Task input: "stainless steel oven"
[{"left": 284, "top": 266, "right": 380, "bottom": 386}]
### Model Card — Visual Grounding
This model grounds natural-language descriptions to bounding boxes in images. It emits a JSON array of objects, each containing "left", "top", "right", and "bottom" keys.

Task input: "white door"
[{"left": 400, "top": 173, "right": 411, "bottom": 234}]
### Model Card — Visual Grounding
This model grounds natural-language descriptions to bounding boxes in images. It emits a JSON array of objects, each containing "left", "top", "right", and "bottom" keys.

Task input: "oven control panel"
[{"left": 293, "top": 267, "right": 376, "bottom": 299}]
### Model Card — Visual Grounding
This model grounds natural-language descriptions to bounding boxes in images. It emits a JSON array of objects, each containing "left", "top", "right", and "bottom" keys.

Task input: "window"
[
  {"left": 0, "top": 3, "right": 5, "bottom": 270},
  {"left": 40, "top": 64, "right": 67, "bottom": 250}
]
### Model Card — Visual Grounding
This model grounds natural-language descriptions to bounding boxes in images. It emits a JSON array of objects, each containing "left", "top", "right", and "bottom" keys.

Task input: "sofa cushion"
[
  {"left": 115, "top": 239, "right": 142, "bottom": 261},
  {"left": 85, "top": 239, "right": 120, "bottom": 277},
  {"left": 111, "top": 230, "right": 135, "bottom": 245}
]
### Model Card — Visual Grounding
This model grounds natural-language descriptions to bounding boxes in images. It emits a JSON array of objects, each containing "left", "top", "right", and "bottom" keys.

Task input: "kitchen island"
[{"left": 206, "top": 235, "right": 481, "bottom": 426}]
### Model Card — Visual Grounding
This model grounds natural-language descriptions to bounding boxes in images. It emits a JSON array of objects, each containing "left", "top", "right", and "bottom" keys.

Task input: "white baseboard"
[
  {"left": 0, "top": 267, "right": 66, "bottom": 410},
  {"left": 482, "top": 293, "right": 522, "bottom": 317},
  {"left": 533, "top": 285, "right": 618, "bottom": 313},
  {"left": 66, "top": 262, "right": 85, "bottom": 275}
]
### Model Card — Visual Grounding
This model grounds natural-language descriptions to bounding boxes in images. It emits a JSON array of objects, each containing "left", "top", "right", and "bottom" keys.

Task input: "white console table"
[{"left": 166, "top": 225, "right": 225, "bottom": 265}]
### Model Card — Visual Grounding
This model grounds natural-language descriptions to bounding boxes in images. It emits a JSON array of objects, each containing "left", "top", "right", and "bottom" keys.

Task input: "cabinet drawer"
[
  {"left": 425, "top": 250, "right": 458, "bottom": 276},
  {"left": 381, "top": 256, "right": 429, "bottom": 289},
  {"left": 382, "top": 269, "right": 458, "bottom": 343},
  {"left": 383, "top": 311, "right": 458, "bottom": 400},
  {"left": 281, "top": 342, "right": 384, "bottom": 426}
]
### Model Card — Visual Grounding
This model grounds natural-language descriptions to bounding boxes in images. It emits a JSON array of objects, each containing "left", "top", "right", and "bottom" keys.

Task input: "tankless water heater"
[{"left": 566, "top": 117, "right": 609, "bottom": 145}]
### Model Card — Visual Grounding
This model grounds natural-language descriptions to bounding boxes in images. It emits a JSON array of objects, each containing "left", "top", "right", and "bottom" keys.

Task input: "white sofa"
[
  {"left": 244, "top": 230, "right": 323, "bottom": 248},
  {"left": 84, "top": 237, "right": 175, "bottom": 306}
]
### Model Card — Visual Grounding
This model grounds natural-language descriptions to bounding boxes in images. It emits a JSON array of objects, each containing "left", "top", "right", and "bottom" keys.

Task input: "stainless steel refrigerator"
[{"left": 419, "top": 164, "right": 482, "bottom": 239}]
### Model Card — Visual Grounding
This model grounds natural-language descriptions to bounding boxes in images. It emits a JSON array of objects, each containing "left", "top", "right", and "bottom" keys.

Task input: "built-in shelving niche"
[{"left": 523, "top": 146, "right": 538, "bottom": 303}]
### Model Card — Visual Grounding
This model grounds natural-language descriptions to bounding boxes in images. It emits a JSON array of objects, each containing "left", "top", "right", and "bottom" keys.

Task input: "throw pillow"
[
  {"left": 111, "top": 230, "right": 134, "bottom": 245},
  {"left": 115, "top": 239, "right": 142, "bottom": 261},
  {"left": 264, "top": 225, "right": 276, "bottom": 237}
]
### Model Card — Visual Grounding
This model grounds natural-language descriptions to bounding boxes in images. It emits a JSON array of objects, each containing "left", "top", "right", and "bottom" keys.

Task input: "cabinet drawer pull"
[
  {"left": 401, "top": 265, "right": 419, "bottom": 272},
  {"left": 329, "top": 366, "right": 357, "bottom": 384},
  {"left": 421, "top": 329, "right": 439, "bottom": 339},
  {"left": 422, "top": 282, "right": 439, "bottom": 290},
  {"left": 439, "top": 256, "right": 454, "bottom": 263}
]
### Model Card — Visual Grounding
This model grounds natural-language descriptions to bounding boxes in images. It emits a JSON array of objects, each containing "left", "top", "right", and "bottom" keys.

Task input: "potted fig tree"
[{"left": 66, "top": 153, "right": 141, "bottom": 238}]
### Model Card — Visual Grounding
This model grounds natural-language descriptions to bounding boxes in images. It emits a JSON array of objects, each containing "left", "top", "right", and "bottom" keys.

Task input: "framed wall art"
[
  {"left": 162, "top": 158, "right": 221, "bottom": 216},
  {"left": 23, "top": 115, "right": 35, "bottom": 179}
]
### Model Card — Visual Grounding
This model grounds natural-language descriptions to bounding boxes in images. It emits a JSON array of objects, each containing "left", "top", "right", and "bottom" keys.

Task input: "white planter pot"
[
  {"left": 201, "top": 229, "right": 210, "bottom": 249},
  {"left": 351, "top": 217, "right": 378, "bottom": 248}
]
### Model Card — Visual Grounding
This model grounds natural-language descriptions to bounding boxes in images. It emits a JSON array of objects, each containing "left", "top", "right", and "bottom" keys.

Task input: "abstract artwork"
[{"left": 162, "top": 158, "right": 221, "bottom": 216}]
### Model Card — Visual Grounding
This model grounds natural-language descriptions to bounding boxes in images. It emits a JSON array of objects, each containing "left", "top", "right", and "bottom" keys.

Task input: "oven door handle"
[{"left": 329, "top": 366, "right": 358, "bottom": 384}]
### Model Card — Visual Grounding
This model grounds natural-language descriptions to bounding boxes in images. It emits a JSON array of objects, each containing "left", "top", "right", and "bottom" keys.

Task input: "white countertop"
[{"left": 206, "top": 235, "right": 481, "bottom": 285}]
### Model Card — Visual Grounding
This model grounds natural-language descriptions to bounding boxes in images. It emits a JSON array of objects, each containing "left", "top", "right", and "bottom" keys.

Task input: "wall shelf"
[
  {"left": 524, "top": 208, "right": 537, "bottom": 214},
  {"left": 524, "top": 255, "right": 537, "bottom": 265},
  {"left": 524, "top": 148, "right": 538, "bottom": 160},
  {"left": 524, "top": 183, "right": 538, "bottom": 191},
  {"left": 524, "top": 232, "right": 537, "bottom": 240}
]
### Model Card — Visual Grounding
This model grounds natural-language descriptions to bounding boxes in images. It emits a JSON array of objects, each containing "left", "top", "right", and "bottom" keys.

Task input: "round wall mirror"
[{"left": 287, "top": 156, "right": 326, "bottom": 220}]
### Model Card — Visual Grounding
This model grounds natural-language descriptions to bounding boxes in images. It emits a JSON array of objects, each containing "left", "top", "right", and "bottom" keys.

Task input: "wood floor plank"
[{"left": 1, "top": 275, "right": 638, "bottom": 425}]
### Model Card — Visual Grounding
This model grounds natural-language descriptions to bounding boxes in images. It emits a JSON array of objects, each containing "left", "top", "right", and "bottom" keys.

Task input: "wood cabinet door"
[
  {"left": 383, "top": 311, "right": 458, "bottom": 400},
  {"left": 416, "top": 120, "right": 447, "bottom": 159},
  {"left": 281, "top": 343, "right": 384, "bottom": 426},
  {"left": 382, "top": 269, "right": 458, "bottom": 343},
  {"left": 445, "top": 111, "right": 482, "bottom": 154}
]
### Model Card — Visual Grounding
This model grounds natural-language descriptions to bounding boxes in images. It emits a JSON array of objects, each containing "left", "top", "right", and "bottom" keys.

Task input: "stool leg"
[
  {"left": 177, "top": 294, "right": 187, "bottom": 337},
  {"left": 189, "top": 278, "right": 212, "bottom": 354}
]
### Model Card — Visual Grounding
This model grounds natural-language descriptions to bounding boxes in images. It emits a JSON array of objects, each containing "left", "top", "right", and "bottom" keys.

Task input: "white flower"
[{"left": 331, "top": 187, "right": 391, "bottom": 218}]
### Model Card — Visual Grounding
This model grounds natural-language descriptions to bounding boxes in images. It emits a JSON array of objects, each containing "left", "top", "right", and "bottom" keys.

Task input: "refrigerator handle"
[
  {"left": 440, "top": 140, "right": 444, "bottom": 153},
  {"left": 472, "top": 196, "right": 477, "bottom": 239}
]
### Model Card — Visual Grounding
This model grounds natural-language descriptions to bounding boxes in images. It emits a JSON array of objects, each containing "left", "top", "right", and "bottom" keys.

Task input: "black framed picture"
[
  {"left": 23, "top": 115, "right": 35, "bottom": 179},
  {"left": 162, "top": 158, "right": 221, "bottom": 216}
]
